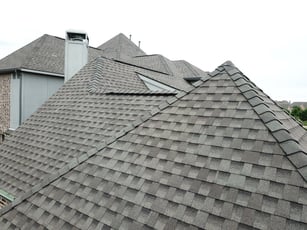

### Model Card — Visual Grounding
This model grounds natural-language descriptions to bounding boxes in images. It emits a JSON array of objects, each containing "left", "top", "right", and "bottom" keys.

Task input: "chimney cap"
[{"left": 66, "top": 30, "right": 89, "bottom": 42}]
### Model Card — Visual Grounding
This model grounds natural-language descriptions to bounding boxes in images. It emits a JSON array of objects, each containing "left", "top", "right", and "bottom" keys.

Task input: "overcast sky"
[{"left": 0, "top": 0, "right": 306, "bottom": 102}]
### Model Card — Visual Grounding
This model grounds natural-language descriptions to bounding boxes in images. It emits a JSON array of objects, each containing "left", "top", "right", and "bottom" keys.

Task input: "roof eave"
[{"left": 0, "top": 68, "right": 64, "bottom": 78}]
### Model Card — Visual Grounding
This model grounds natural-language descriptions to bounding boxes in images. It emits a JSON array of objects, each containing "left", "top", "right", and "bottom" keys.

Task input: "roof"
[
  {"left": 97, "top": 33, "right": 146, "bottom": 59},
  {"left": 118, "top": 54, "right": 207, "bottom": 78},
  {"left": 291, "top": 102, "right": 307, "bottom": 109},
  {"left": 0, "top": 57, "right": 183, "bottom": 198},
  {"left": 97, "top": 34, "right": 207, "bottom": 79},
  {"left": 0, "top": 33, "right": 207, "bottom": 82},
  {"left": 0, "top": 58, "right": 306, "bottom": 229},
  {"left": 0, "top": 34, "right": 104, "bottom": 75}
]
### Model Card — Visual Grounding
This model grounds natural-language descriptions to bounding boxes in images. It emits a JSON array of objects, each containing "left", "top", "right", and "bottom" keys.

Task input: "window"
[{"left": 138, "top": 74, "right": 176, "bottom": 92}]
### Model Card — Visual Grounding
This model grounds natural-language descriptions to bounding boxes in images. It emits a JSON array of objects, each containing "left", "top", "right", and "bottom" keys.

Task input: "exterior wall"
[
  {"left": 0, "top": 74, "right": 10, "bottom": 137},
  {"left": 21, "top": 72, "right": 63, "bottom": 124}
]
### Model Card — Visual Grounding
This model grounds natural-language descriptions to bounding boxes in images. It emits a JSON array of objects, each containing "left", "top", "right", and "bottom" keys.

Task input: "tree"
[
  {"left": 300, "top": 109, "right": 307, "bottom": 121},
  {"left": 291, "top": 106, "right": 302, "bottom": 119}
]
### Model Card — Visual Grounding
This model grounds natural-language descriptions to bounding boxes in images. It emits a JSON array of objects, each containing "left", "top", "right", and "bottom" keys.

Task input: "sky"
[{"left": 0, "top": 0, "right": 306, "bottom": 102}]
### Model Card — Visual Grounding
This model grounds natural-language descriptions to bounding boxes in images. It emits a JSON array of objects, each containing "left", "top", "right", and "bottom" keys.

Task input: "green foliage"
[
  {"left": 301, "top": 110, "right": 307, "bottom": 121},
  {"left": 291, "top": 106, "right": 302, "bottom": 119},
  {"left": 290, "top": 106, "right": 307, "bottom": 124}
]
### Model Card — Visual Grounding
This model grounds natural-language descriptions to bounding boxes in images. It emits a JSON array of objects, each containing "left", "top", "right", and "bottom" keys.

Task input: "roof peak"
[
  {"left": 211, "top": 62, "right": 307, "bottom": 181},
  {"left": 97, "top": 33, "right": 146, "bottom": 59},
  {"left": 220, "top": 60, "right": 235, "bottom": 67}
]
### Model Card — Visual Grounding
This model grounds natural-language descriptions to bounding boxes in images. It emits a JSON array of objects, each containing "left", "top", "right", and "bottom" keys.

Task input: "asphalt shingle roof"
[
  {"left": 0, "top": 59, "right": 306, "bottom": 229},
  {"left": 118, "top": 54, "right": 207, "bottom": 78},
  {"left": 97, "top": 33, "right": 146, "bottom": 60},
  {"left": 0, "top": 34, "right": 104, "bottom": 75},
  {"left": 0, "top": 57, "right": 181, "bottom": 198},
  {"left": 0, "top": 33, "right": 206, "bottom": 87}
]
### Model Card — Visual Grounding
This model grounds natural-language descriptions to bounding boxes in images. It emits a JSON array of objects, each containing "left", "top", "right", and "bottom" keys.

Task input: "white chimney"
[{"left": 64, "top": 30, "right": 89, "bottom": 82}]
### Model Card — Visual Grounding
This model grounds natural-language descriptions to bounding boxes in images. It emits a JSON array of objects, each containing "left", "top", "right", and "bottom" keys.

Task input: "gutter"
[{"left": 0, "top": 68, "right": 64, "bottom": 78}]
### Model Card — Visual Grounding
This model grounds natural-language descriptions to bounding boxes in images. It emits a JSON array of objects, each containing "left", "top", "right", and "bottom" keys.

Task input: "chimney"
[{"left": 64, "top": 30, "right": 89, "bottom": 82}]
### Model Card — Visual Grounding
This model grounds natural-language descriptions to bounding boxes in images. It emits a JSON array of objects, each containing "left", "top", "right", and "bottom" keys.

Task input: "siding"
[{"left": 21, "top": 73, "right": 63, "bottom": 123}]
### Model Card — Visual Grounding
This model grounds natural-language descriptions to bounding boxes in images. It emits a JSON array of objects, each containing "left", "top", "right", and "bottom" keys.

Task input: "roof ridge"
[
  {"left": 117, "top": 33, "right": 123, "bottom": 59},
  {"left": 88, "top": 57, "right": 107, "bottom": 93},
  {"left": 157, "top": 55, "right": 174, "bottom": 76},
  {"left": 215, "top": 62, "right": 307, "bottom": 182},
  {"left": 178, "top": 60, "right": 200, "bottom": 76}
]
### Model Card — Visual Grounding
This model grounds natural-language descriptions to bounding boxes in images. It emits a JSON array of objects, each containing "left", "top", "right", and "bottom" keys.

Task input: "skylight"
[
  {"left": 138, "top": 74, "right": 176, "bottom": 92},
  {"left": 0, "top": 189, "right": 14, "bottom": 209}
]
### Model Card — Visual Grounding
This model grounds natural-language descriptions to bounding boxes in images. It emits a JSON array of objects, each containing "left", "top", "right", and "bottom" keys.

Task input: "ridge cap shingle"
[{"left": 218, "top": 61, "right": 307, "bottom": 181}]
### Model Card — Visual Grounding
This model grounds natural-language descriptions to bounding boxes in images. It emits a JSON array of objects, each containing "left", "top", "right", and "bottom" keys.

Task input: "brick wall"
[{"left": 0, "top": 74, "right": 10, "bottom": 139}]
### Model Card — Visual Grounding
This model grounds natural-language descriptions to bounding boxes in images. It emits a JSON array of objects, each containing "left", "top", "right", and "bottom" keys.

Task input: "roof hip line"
[
  {"left": 216, "top": 61, "right": 307, "bottom": 182},
  {"left": 0, "top": 73, "right": 212, "bottom": 217}
]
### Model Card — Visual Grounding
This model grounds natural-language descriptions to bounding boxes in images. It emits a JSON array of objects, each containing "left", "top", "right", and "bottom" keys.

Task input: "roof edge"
[
  {"left": 214, "top": 61, "right": 307, "bottom": 182},
  {"left": 0, "top": 68, "right": 64, "bottom": 77}
]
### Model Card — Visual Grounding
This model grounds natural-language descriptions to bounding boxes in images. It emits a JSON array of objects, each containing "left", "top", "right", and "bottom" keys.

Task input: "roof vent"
[
  {"left": 64, "top": 30, "right": 89, "bottom": 82},
  {"left": 184, "top": 76, "right": 201, "bottom": 84}
]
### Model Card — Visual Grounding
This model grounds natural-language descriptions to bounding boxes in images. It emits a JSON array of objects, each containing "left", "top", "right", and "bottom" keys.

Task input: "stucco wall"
[{"left": 0, "top": 74, "right": 10, "bottom": 136}]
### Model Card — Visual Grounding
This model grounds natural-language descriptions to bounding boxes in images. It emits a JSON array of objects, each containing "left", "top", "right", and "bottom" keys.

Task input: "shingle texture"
[
  {"left": 118, "top": 54, "right": 207, "bottom": 78},
  {"left": 0, "top": 34, "right": 104, "bottom": 75},
  {"left": 0, "top": 59, "right": 306, "bottom": 230},
  {"left": 98, "top": 33, "right": 146, "bottom": 60},
  {"left": 0, "top": 33, "right": 206, "bottom": 86},
  {"left": 0, "top": 57, "right": 181, "bottom": 198}
]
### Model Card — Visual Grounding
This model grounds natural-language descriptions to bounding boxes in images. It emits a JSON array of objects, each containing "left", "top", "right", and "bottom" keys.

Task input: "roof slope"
[
  {"left": 0, "top": 34, "right": 104, "bottom": 75},
  {"left": 118, "top": 54, "right": 207, "bottom": 78},
  {"left": 0, "top": 33, "right": 206, "bottom": 82},
  {"left": 0, "top": 61, "right": 306, "bottom": 229},
  {"left": 97, "top": 33, "right": 146, "bottom": 60},
  {"left": 96, "top": 34, "right": 207, "bottom": 79},
  {"left": 0, "top": 57, "right": 181, "bottom": 198}
]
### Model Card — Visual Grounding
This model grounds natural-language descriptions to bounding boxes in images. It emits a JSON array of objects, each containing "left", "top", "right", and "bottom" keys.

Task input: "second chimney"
[{"left": 64, "top": 30, "right": 89, "bottom": 82}]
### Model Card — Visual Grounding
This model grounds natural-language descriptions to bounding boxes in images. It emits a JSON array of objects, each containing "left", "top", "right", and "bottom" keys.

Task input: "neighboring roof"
[
  {"left": 276, "top": 100, "right": 291, "bottom": 110},
  {"left": 0, "top": 33, "right": 205, "bottom": 83},
  {"left": 276, "top": 101, "right": 307, "bottom": 110},
  {"left": 291, "top": 102, "right": 307, "bottom": 109},
  {"left": 118, "top": 54, "right": 207, "bottom": 78},
  {"left": 97, "top": 33, "right": 146, "bottom": 59},
  {"left": 0, "top": 34, "right": 104, "bottom": 75},
  {"left": 0, "top": 60, "right": 306, "bottom": 229}
]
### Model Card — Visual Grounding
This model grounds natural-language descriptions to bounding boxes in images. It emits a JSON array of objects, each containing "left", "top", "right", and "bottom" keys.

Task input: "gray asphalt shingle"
[
  {"left": 97, "top": 33, "right": 146, "bottom": 60},
  {"left": 0, "top": 40, "right": 306, "bottom": 229},
  {"left": 0, "top": 34, "right": 104, "bottom": 75}
]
